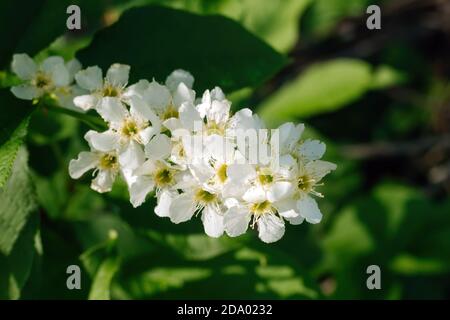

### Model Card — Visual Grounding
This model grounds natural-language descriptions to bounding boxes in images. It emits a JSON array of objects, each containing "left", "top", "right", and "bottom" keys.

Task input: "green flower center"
[
  {"left": 161, "top": 105, "right": 179, "bottom": 120},
  {"left": 297, "top": 175, "right": 314, "bottom": 193},
  {"left": 99, "top": 154, "right": 118, "bottom": 170},
  {"left": 195, "top": 189, "right": 217, "bottom": 204},
  {"left": 34, "top": 72, "right": 51, "bottom": 89},
  {"left": 121, "top": 119, "right": 139, "bottom": 137},
  {"left": 258, "top": 174, "right": 273, "bottom": 185},
  {"left": 216, "top": 164, "right": 227, "bottom": 183},
  {"left": 250, "top": 200, "right": 273, "bottom": 215},
  {"left": 154, "top": 168, "right": 173, "bottom": 187},
  {"left": 206, "top": 121, "right": 225, "bottom": 136},
  {"left": 102, "top": 84, "right": 119, "bottom": 97}
]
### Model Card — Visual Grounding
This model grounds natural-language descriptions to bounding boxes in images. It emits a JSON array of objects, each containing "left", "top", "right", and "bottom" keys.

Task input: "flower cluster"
[{"left": 11, "top": 54, "right": 336, "bottom": 243}]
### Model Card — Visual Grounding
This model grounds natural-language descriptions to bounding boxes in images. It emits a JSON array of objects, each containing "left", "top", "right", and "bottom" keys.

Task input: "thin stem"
[{"left": 42, "top": 103, "right": 107, "bottom": 131}]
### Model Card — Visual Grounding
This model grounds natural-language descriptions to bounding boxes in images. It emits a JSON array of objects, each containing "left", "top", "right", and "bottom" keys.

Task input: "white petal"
[
  {"left": 75, "top": 66, "right": 103, "bottom": 91},
  {"left": 73, "top": 94, "right": 98, "bottom": 111},
  {"left": 91, "top": 170, "right": 116, "bottom": 193},
  {"left": 129, "top": 176, "right": 155, "bottom": 208},
  {"left": 168, "top": 192, "right": 196, "bottom": 223},
  {"left": 121, "top": 166, "right": 137, "bottom": 188},
  {"left": 207, "top": 100, "right": 230, "bottom": 124},
  {"left": 138, "top": 126, "right": 157, "bottom": 145},
  {"left": 179, "top": 101, "right": 202, "bottom": 131},
  {"left": 11, "top": 54, "right": 37, "bottom": 80},
  {"left": 97, "top": 97, "right": 128, "bottom": 124},
  {"left": 274, "top": 198, "right": 300, "bottom": 219},
  {"left": 286, "top": 214, "right": 305, "bottom": 225},
  {"left": 226, "top": 163, "right": 256, "bottom": 183},
  {"left": 129, "top": 96, "right": 161, "bottom": 130},
  {"left": 85, "top": 130, "right": 118, "bottom": 152},
  {"left": 188, "top": 161, "right": 215, "bottom": 183},
  {"left": 210, "top": 87, "right": 225, "bottom": 101},
  {"left": 306, "top": 160, "right": 337, "bottom": 182},
  {"left": 224, "top": 206, "right": 250, "bottom": 237},
  {"left": 41, "top": 56, "right": 65, "bottom": 73},
  {"left": 267, "top": 181, "right": 294, "bottom": 202},
  {"left": 203, "top": 134, "right": 233, "bottom": 163},
  {"left": 257, "top": 214, "right": 285, "bottom": 243},
  {"left": 297, "top": 196, "right": 323, "bottom": 224},
  {"left": 106, "top": 63, "right": 130, "bottom": 86},
  {"left": 50, "top": 63, "right": 70, "bottom": 87},
  {"left": 124, "top": 79, "right": 149, "bottom": 98},
  {"left": 299, "top": 139, "right": 326, "bottom": 161},
  {"left": 68, "top": 151, "right": 98, "bottom": 179},
  {"left": 163, "top": 118, "right": 182, "bottom": 134},
  {"left": 119, "top": 140, "right": 145, "bottom": 170},
  {"left": 66, "top": 59, "right": 82, "bottom": 81},
  {"left": 230, "top": 108, "right": 263, "bottom": 131},
  {"left": 10, "top": 85, "right": 40, "bottom": 100},
  {"left": 201, "top": 206, "right": 224, "bottom": 238},
  {"left": 165, "top": 69, "right": 194, "bottom": 91},
  {"left": 243, "top": 186, "right": 266, "bottom": 203},
  {"left": 155, "top": 190, "right": 176, "bottom": 217},
  {"left": 145, "top": 134, "right": 171, "bottom": 160},
  {"left": 173, "top": 83, "right": 195, "bottom": 107},
  {"left": 142, "top": 80, "right": 171, "bottom": 109}
]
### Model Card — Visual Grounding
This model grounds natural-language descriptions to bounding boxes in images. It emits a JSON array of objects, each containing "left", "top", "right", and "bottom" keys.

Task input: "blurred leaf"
[
  {"left": 80, "top": 230, "right": 121, "bottom": 300},
  {"left": 259, "top": 60, "right": 404, "bottom": 126},
  {"left": 0, "top": 89, "right": 32, "bottom": 188},
  {"left": 371, "top": 65, "right": 407, "bottom": 90},
  {"left": 147, "top": 231, "right": 247, "bottom": 261},
  {"left": 88, "top": 256, "right": 120, "bottom": 300},
  {"left": 0, "top": 0, "right": 66, "bottom": 67},
  {"left": 390, "top": 254, "right": 449, "bottom": 275},
  {"left": 75, "top": 214, "right": 155, "bottom": 261},
  {"left": 0, "top": 213, "right": 39, "bottom": 299},
  {"left": 0, "top": 148, "right": 37, "bottom": 255},
  {"left": 77, "top": 5, "right": 287, "bottom": 93},
  {"left": 259, "top": 59, "right": 372, "bottom": 125},
  {"left": 28, "top": 111, "right": 78, "bottom": 146},
  {"left": 211, "top": 0, "right": 311, "bottom": 52},
  {"left": 115, "top": 244, "right": 319, "bottom": 299},
  {"left": 301, "top": 0, "right": 373, "bottom": 39}
]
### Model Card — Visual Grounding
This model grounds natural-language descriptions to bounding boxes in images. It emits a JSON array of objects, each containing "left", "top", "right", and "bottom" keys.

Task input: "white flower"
[
  {"left": 90, "top": 96, "right": 161, "bottom": 171},
  {"left": 53, "top": 59, "right": 88, "bottom": 111},
  {"left": 11, "top": 54, "right": 70, "bottom": 100},
  {"left": 73, "top": 63, "right": 132, "bottom": 111},
  {"left": 129, "top": 134, "right": 181, "bottom": 207},
  {"left": 69, "top": 132, "right": 121, "bottom": 193},
  {"left": 287, "top": 158, "right": 337, "bottom": 224},
  {"left": 166, "top": 162, "right": 225, "bottom": 238},
  {"left": 165, "top": 69, "right": 194, "bottom": 92},
  {"left": 126, "top": 69, "right": 195, "bottom": 122},
  {"left": 224, "top": 189, "right": 296, "bottom": 244}
]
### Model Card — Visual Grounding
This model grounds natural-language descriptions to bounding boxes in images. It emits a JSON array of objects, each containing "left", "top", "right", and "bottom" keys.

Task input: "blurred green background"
[{"left": 0, "top": 0, "right": 449, "bottom": 299}]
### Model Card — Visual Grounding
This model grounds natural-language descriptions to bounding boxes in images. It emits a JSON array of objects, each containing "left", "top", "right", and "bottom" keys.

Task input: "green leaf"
[
  {"left": 209, "top": 0, "right": 311, "bottom": 52},
  {"left": 390, "top": 254, "right": 449, "bottom": 275},
  {"left": 371, "top": 65, "right": 407, "bottom": 90},
  {"left": 80, "top": 231, "right": 121, "bottom": 300},
  {"left": 0, "top": 148, "right": 37, "bottom": 255},
  {"left": 259, "top": 59, "right": 372, "bottom": 125},
  {"left": 77, "top": 5, "right": 287, "bottom": 93},
  {"left": 259, "top": 59, "right": 405, "bottom": 126},
  {"left": 147, "top": 231, "right": 247, "bottom": 261},
  {"left": 301, "top": 0, "right": 372, "bottom": 39},
  {"left": 88, "top": 256, "right": 120, "bottom": 300},
  {"left": 0, "top": 0, "right": 66, "bottom": 67},
  {"left": 0, "top": 212, "right": 39, "bottom": 299},
  {"left": 0, "top": 89, "right": 32, "bottom": 188}
]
